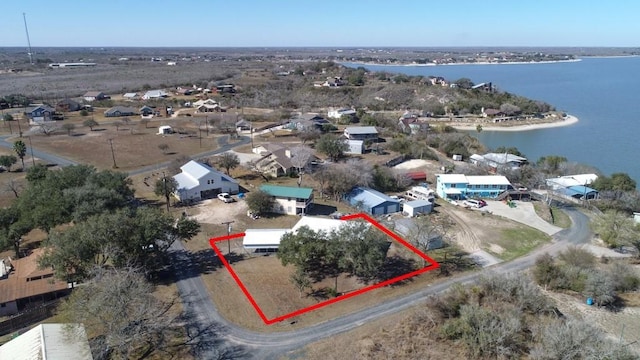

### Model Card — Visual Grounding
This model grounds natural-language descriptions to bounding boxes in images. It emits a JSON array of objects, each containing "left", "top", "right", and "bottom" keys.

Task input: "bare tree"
[
  {"left": 345, "top": 158, "right": 373, "bottom": 187},
  {"left": 4, "top": 179, "right": 22, "bottom": 198},
  {"left": 61, "top": 123, "right": 75, "bottom": 136},
  {"left": 290, "top": 268, "right": 312, "bottom": 298},
  {"left": 290, "top": 145, "right": 313, "bottom": 186},
  {"left": 158, "top": 143, "right": 170, "bottom": 154},
  {"left": 36, "top": 123, "right": 58, "bottom": 136},
  {"left": 59, "top": 267, "right": 184, "bottom": 360}
]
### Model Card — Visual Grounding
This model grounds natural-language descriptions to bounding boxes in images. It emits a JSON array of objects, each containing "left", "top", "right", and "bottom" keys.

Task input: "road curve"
[
  {"left": 0, "top": 135, "right": 593, "bottom": 359},
  {"left": 173, "top": 207, "right": 591, "bottom": 359}
]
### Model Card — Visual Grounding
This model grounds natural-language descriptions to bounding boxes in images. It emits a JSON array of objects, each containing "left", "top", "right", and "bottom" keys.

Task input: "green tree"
[
  {"left": 79, "top": 109, "right": 89, "bottom": 117},
  {"left": 0, "top": 155, "right": 17, "bottom": 172},
  {"left": 315, "top": 134, "right": 348, "bottom": 162},
  {"left": 245, "top": 189, "right": 274, "bottom": 216},
  {"left": 0, "top": 207, "right": 32, "bottom": 258},
  {"left": 591, "top": 210, "right": 637, "bottom": 248},
  {"left": 591, "top": 172, "right": 637, "bottom": 192},
  {"left": 3, "top": 114, "right": 14, "bottom": 122},
  {"left": 333, "top": 222, "right": 390, "bottom": 281},
  {"left": 278, "top": 226, "right": 329, "bottom": 274},
  {"left": 13, "top": 140, "right": 27, "bottom": 170},
  {"left": 154, "top": 176, "right": 178, "bottom": 211},
  {"left": 494, "top": 146, "right": 525, "bottom": 157},
  {"left": 26, "top": 163, "right": 48, "bottom": 183},
  {"left": 290, "top": 268, "right": 312, "bottom": 298},
  {"left": 217, "top": 152, "right": 240, "bottom": 175},
  {"left": 455, "top": 77, "right": 474, "bottom": 89},
  {"left": 83, "top": 118, "right": 98, "bottom": 131}
]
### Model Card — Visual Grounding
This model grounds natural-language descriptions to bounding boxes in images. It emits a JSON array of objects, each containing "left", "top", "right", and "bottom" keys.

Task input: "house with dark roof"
[
  {"left": 83, "top": 91, "right": 108, "bottom": 102},
  {"left": 56, "top": 98, "right": 81, "bottom": 112},
  {"left": 345, "top": 187, "right": 401, "bottom": 215},
  {"left": 24, "top": 105, "right": 55, "bottom": 123},
  {"left": 287, "top": 113, "right": 331, "bottom": 131},
  {"left": 254, "top": 146, "right": 296, "bottom": 177},
  {"left": 173, "top": 160, "right": 239, "bottom": 202},
  {"left": 260, "top": 184, "right": 314, "bottom": 215},
  {"left": 104, "top": 106, "right": 137, "bottom": 117},
  {"left": 0, "top": 249, "right": 71, "bottom": 317}
]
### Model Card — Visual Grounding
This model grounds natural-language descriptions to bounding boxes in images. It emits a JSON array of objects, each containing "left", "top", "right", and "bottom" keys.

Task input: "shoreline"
[
  {"left": 450, "top": 114, "right": 579, "bottom": 132},
  {"left": 341, "top": 59, "right": 582, "bottom": 67}
]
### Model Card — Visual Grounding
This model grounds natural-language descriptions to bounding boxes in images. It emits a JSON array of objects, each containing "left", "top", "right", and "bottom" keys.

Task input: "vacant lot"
[{"left": 22, "top": 120, "right": 221, "bottom": 170}]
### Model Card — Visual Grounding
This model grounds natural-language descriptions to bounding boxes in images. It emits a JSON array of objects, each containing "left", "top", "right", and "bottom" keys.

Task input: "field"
[{"left": 21, "top": 119, "right": 223, "bottom": 171}]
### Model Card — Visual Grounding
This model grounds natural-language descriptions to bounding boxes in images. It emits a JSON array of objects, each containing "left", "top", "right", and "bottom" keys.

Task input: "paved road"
[
  {"left": 171, "top": 207, "right": 591, "bottom": 359},
  {"left": 0, "top": 133, "right": 594, "bottom": 359},
  {"left": 0, "top": 135, "right": 78, "bottom": 167}
]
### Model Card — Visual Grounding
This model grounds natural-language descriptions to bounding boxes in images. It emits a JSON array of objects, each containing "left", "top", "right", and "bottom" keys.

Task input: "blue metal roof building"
[
  {"left": 562, "top": 185, "right": 599, "bottom": 200},
  {"left": 345, "top": 187, "right": 401, "bottom": 215}
]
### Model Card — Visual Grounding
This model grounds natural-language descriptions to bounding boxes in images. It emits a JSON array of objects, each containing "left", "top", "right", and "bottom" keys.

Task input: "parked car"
[
  {"left": 463, "top": 199, "right": 483, "bottom": 208},
  {"left": 217, "top": 193, "right": 234, "bottom": 203}
]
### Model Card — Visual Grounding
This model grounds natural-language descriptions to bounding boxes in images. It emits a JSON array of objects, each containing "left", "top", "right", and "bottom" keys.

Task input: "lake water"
[{"left": 343, "top": 57, "right": 640, "bottom": 184}]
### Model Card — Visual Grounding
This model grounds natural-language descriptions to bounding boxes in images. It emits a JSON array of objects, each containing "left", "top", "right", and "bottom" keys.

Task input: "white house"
[
  {"left": 327, "top": 108, "right": 356, "bottom": 119},
  {"left": 470, "top": 153, "right": 527, "bottom": 171},
  {"left": 436, "top": 174, "right": 512, "bottom": 200},
  {"left": 344, "top": 126, "right": 378, "bottom": 141},
  {"left": 142, "top": 90, "right": 168, "bottom": 100},
  {"left": 242, "top": 216, "right": 358, "bottom": 250},
  {"left": 260, "top": 184, "right": 313, "bottom": 215},
  {"left": 83, "top": 91, "right": 108, "bottom": 102},
  {"left": 344, "top": 139, "right": 365, "bottom": 154},
  {"left": 173, "top": 161, "right": 239, "bottom": 202},
  {"left": 546, "top": 173, "right": 598, "bottom": 190}
]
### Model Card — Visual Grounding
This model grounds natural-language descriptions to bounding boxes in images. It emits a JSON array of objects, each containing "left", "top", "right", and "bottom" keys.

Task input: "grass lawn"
[
  {"left": 549, "top": 206, "right": 572, "bottom": 228},
  {"left": 490, "top": 227, "right": 551, "bottom": 261}
]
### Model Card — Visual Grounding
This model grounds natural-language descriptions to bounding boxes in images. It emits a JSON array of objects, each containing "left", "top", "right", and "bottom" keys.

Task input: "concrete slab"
[
  {"left": 467, "top": 249, "right": 502, "bottom": 267},
  {"left": 481, "top": 200, "right": 562, "bottom": 236}
]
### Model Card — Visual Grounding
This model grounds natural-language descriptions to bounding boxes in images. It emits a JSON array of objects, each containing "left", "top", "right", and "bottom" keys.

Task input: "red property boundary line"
[{"left": 208, "top": 213, "right": 440, "bottom": 325}]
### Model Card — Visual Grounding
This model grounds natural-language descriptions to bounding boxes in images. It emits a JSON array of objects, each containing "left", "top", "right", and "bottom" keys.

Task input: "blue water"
[{"left": 344, "top": 57, "right": 640, "bottom": 184}]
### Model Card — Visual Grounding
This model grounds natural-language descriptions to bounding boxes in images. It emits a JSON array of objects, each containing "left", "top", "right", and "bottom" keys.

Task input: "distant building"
[
  {"left": 83, "top": 91, "right": 108, "bottom": 102},
  {"left": 470, "top": 152, "right": 527, "bottom": 171},
  {"left": 56, "top": 98, "right": 82, "bottom": 112},
  {"left": 344, "top": 139, "right": 365, "bottom": 154},
  {"left": 344, "top": 126, "right": 378, "bottom": 141},
  {"left": 104, "top": 106, "right": 137, "bottom": 117},
  {"left": 24, "top": 105, "right": 55, "bottom": 123},
  {"left": 546, "top": 174, "right": 599, "bottom": 200},
  {"left": 142, "top": 90, "right": 168, "bottom": 100},
  {"left": 403, "top": 199, "right": 433, "bottom": 217},
  {"left": 327, "top": 108, "right": 356, "bottom": 120}
]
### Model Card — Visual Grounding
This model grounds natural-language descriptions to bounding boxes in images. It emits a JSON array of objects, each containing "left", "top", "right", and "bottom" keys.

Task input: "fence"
[{"left": 0, "top": 300, "right": 60, "bottom": 338}]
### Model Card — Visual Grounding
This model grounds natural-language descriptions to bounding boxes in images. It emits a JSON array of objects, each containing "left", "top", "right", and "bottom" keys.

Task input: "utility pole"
[
  {"left": 23, "top": 13, "right": 34, "bottom": 65},
  {"left": 221, "top": 220, "right": 235, "bottom": 256},
  {"left": 27, "top": 136, "right": 35, "bottom": 166},
  {"left": 107, "top": 138, "right": 117, "bottom": 168},
  {"left": 162, "top": 171, "right": 170, "bottom": 212}
]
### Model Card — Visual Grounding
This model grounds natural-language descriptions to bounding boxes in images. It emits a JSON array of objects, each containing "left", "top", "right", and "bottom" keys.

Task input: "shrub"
[{"left": 558, "top": 246, "right": 596, "bottom": 269}]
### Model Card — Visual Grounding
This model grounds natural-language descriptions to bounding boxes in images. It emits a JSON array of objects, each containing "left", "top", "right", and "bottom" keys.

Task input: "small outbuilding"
[
  {"left": 402, "top": 199, "right": 433, "bottom": 217},
  {"left": 158, "top": 125, "right": 173, "bottom": 135},
  {"left": 345, "top": 187, "right": 401, "bottom": 215}
]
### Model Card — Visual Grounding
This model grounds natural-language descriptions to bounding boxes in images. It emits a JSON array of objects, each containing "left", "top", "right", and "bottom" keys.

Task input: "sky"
[{"left": 1, "top": 1, "right": 638, "bottom": 48}]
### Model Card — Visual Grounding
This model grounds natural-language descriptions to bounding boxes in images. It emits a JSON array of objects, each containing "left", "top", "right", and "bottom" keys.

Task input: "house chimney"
[{"left": 285, "top": 149, "right": 291, "bottom": 158}]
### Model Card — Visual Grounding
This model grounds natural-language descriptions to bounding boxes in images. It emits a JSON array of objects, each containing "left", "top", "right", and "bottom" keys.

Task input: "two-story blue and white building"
[{"left": 436, "top": 174, "right": 512, "bottom": 200}]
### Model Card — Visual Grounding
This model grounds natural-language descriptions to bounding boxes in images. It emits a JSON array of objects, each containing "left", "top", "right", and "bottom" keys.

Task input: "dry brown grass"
[{"left": 23, "top": 121, "right": 220, "bottom": 171}]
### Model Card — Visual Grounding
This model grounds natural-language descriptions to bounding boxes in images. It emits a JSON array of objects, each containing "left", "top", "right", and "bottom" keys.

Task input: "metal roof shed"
[
  {"left": 346, "top": 187, "right": 401, "bottom": 215},
  {"left": 403, "top": 199, "right": 433, "bottom": 217},
  {"left": 242, "top": 229, "right": 289, "bottom": 249}
]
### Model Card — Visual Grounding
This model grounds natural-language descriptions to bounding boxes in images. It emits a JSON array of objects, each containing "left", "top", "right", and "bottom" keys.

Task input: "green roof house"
[{"left": 260, "top": 184, "right": 314, "bottom": 215}]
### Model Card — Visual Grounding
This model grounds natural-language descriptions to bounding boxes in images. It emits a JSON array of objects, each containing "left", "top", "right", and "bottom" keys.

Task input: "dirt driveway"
[{"left": 190, "top": 198, "right": 248, "bottom": 225}]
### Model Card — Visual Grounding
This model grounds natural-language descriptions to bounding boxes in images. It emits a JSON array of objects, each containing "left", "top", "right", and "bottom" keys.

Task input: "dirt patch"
[
  {"left": 544, "top": 290, "right": 640, "bottom": 354},
  {"left": 489, "top": 243, "right": 505, "bottom": 254},
  {"left": 190, "top": 198, "right": 248, "bottom": 225}
]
